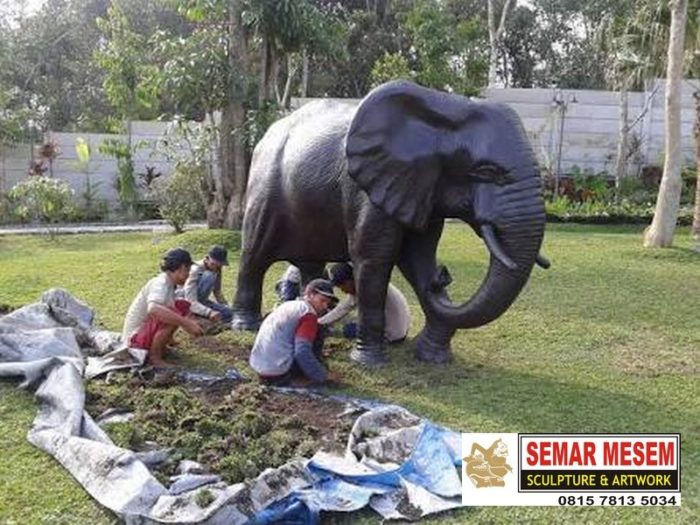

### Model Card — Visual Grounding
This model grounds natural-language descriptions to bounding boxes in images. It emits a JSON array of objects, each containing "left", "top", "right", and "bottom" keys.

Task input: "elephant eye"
[{"left": 470, "top": 163, "right": 511, "bottom": 185}]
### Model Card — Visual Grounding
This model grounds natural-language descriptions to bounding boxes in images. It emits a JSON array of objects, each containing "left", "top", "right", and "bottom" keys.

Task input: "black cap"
[
  {"left": 164, "top": 247, "right": 193, "bottom": 267},
  {"left": 208, "top": 245, "right": 229, "bottom": 266},
  {"left": 307, "top": 278, "right": 338, "bottom": 302},
  {"left": 329, "top": 262, "right": 354, "bottom": 286}
]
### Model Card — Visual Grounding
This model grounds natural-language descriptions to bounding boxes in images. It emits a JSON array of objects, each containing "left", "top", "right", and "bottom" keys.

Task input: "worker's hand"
[
  {"left": 183, "top": 318, "right": 204, "bottom": 337},
  {"left": 209, "top": 311, "right": 222, "bottom": 322}
]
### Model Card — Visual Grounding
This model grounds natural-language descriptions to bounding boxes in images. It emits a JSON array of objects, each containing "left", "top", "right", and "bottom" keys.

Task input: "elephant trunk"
[{"left": 426, "top": 176, "right": 545, "bottom": 328}]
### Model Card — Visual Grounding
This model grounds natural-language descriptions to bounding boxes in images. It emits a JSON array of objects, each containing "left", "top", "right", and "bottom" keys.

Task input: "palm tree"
[{"left": 605, "top": 4, "right": 668, "bottom": 189}]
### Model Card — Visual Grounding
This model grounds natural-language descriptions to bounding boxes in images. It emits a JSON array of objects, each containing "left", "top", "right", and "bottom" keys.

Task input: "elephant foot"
[
  {"left": 230, "top": 312, "right": 262, "bottom": 332},
  {"left": 413, "top": 326, "right": 454, "bottom": 364},
  {"left": 350, "top": 346, "right": 388, "bottom": 366}
]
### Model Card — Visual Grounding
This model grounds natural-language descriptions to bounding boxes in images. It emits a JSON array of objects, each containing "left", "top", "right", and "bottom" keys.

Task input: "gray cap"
[{"left": 307, "top": 278, "right": 338, "bottom": 302}]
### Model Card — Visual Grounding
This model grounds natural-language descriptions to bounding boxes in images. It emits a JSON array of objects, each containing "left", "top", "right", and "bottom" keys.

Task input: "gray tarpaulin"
[{"left": 0, "top": 290, "right": 465, "bottom": 523}]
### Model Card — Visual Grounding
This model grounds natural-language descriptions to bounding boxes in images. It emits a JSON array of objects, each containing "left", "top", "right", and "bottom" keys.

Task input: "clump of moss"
[
  {"left": 195, "top": 489, "right": 216, "bottom": 508},
  {"left": 85, "top": 373, "right": 139, "bottom": 415},
  {"left": 87, "top": 370, "right": 353, "bottom": 486},
  {"left": 102, "top": 421, "right": 139, "bottom": 449}
]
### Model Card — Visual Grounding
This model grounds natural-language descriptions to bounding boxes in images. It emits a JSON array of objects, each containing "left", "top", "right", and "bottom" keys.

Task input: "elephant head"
[{"left": 345, "top": 81, "right": 547, "bottom": 333}]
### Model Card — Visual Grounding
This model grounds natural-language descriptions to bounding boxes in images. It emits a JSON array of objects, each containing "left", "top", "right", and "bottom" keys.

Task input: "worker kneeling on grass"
[
  {"left": 122, "top": 247, "right": 204, "bottom": 367},
  {"left": 249, "top": 278, "right": 339, "bottom": 386}
]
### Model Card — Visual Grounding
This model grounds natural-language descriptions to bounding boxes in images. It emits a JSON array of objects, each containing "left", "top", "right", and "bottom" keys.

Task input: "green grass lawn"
[{"left": 0, "top": 224, "right": 698, "bottom": 524}]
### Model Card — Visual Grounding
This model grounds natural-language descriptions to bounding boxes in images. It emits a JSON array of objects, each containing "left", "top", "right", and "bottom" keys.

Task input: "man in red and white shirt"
[{"left": 249, "top": 279, "right": 339, "bottom": 385}]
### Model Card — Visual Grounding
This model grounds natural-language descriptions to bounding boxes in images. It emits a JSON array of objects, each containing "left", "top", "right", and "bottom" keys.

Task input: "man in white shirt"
[
  {"left": 122, "top": 247, "right": 203, "bottom": 367},
  {"left": 319, "top": 263, "right": 410, "bottom": 343}
]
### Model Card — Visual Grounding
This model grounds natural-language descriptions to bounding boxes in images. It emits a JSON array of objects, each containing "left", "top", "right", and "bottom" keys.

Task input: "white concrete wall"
[
  {"left": 0, "top": 121, "right": 177, "bottom": 205},
  {"left": 1, "top": 79, "right": 697, "bottom": 207},
  {"left": 293, "top": 78, "right": 699, "bottom": 178}
]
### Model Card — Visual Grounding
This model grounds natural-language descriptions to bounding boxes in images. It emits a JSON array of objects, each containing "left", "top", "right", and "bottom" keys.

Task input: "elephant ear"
[{"left": 346, "top": 80, "right": 475, "bottom": 230}]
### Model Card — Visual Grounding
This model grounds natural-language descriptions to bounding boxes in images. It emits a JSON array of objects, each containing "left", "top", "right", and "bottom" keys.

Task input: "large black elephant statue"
[{"left": 232, "top": 80, "right": 548, "bottom": 365}]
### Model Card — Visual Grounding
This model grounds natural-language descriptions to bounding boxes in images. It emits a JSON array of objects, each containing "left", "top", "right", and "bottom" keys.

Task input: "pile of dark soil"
[{"left": 86, "top": 371, "right": 356, "bottom": 485}]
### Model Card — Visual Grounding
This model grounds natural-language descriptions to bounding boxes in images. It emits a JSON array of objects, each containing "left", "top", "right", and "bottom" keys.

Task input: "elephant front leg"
[
  {"left": 412, "top": 311, "right": 456, "bottom": 364},
  {"left": 350, "top": 261, "right": 392, "bottom": 365},
  {"left": 398, "top": 221, "right": 455, "bottom": 364}
]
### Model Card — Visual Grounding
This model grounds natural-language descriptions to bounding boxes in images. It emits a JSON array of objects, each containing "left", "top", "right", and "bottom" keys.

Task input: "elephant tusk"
[
  {"left": 535, "top": 254, "right": 551, "bottom": 269},
  {"left": 481, "top": 224, "right": 518, "bottom": 271}
]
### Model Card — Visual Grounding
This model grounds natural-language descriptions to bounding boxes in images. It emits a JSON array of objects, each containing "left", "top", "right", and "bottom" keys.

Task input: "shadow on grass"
[{"left": 329, "top": 346, "right": 670, "bottom": 435}]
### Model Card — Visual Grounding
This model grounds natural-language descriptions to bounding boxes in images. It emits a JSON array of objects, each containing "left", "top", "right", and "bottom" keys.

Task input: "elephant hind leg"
[{"left": 231, "top": 251, "right": 273, "bottom": 331}]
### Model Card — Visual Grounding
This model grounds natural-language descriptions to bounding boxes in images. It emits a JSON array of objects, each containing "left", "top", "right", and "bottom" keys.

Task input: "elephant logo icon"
[{"left": 464, "top": 439, "right": 513, "bottom": 488}]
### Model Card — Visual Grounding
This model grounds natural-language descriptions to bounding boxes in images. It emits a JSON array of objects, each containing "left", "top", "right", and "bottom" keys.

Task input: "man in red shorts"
[{"left": 122, "top": 247, "right": 203, "bottom": 367}]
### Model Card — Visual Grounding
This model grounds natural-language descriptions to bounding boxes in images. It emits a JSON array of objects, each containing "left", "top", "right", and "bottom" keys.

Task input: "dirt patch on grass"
[
  {"left": 86, "top": 372, "right": 356, "bottom": 486},
  {"left": 192, "top": 334, "right": 250, "bottom": 361},
  {"left": 610, "top": 333, "right": 698, "bottom": 377}
]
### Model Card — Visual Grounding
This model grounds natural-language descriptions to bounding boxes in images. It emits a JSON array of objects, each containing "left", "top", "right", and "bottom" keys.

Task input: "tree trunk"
[
  {"left": 693, "top": 91, "right": 700, "bottom": 250},
  {"left": 272, "top": 48, "right": 281, "bottom": 105},
  {"left": 205, "top": 111, "right": 223, "bottom": 228},
  {"left": 301, "top": 48, "right": 309, "bottom": 98},
  {"left": 259, "top": 35, "right": 273, "bottom": 105},
  {"left": 614, "top": 87, "right": 629, "bottom": 190},
  {"left": 487, "top": 0, "right": 514, "bottom": 87},
  {"left": 281, "top": 54, "right": 298, "bottom": 109},
  {"left": 211, "top": 0, "right": 249, "bottom": 230},
  {"left": 644, "top": 0, "right": 688, "bottom": 248},
  {"left": 222, "top": 101, "right": 248, "bottom": 229}
]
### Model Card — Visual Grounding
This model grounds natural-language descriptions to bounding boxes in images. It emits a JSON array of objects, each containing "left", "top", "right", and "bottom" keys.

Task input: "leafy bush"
[
  {"left": 545, "top": 197, "right": 693, "bottom": 225},
  {"left": 9, "top": 177, "right": 75, "bottom": 236},
  {"left": 370, "top": 52, "right": 413, "bottom": 88},
  {"left": 615, "top": 176, "right": 655, "bottom": 205},
  {"left": 0, "top": 191, "right": 21, "bottom": 224},
  {"left": 169, "top": 229, "right": 241, "bottom": 255},
  {"left": 99, "top": 138, "right": 138, "bottom": 218},
  {"left": 74, "top": 137, "right": 109, "bottom": 222},
  {"left": 244, "top": 102, "right": 282, "bottom": 151},
  {"left": 570, "top": 167, "right": 611, "bottom": 202},
  {"left": 153, "top": 163, "right": 207, "bottom": 233}
]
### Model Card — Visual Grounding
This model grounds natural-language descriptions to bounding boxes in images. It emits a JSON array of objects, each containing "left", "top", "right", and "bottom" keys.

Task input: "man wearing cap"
[
  {"left": 319, "top": 262, "right": 410, "bottom": 344},
  {"left": 122, "top": 247, "right": 204, "bottom": 367},
  {"left": 182, "top": 245, "right": 233, "bottom": 324},
  {"left": 249, "top": 279, "right": 339, "bottom": 385}
]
